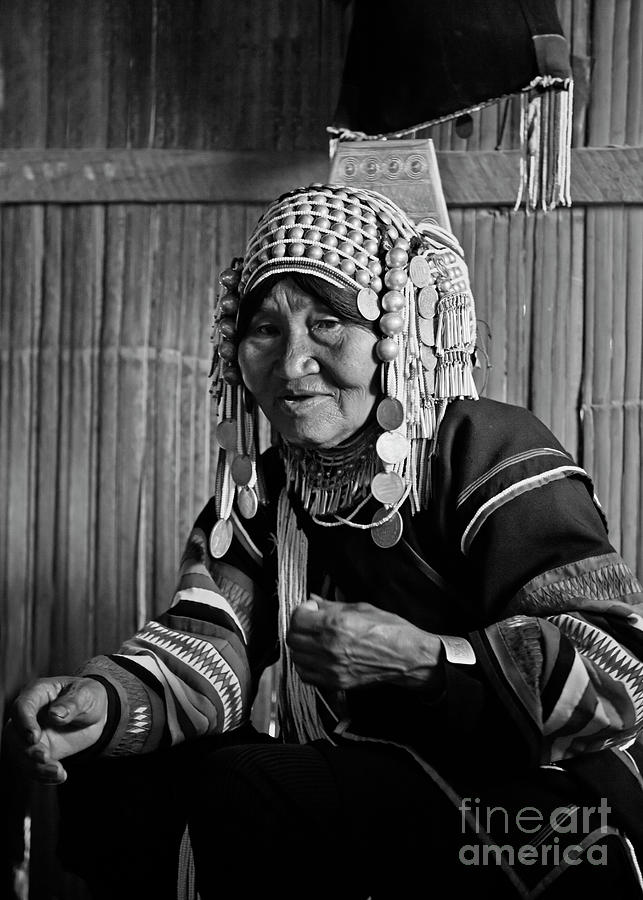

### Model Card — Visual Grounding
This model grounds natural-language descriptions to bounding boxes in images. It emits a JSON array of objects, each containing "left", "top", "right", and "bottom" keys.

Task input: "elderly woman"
[{"left": 8, "top": 185, "right": 643, "bottom": 899}]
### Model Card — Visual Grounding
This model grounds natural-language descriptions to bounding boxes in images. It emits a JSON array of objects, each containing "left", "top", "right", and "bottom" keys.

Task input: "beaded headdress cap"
[{"left": 209, "top": 183, "right": 477, "bottom": 555}]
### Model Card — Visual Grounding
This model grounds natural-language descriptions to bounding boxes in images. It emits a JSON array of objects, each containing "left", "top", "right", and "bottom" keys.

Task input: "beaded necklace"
[
  {"left": 280, "top": 424, "right": 378, "bottom": 516},
  {"left": 279, "top": 421, "right": 415, "bottom": 555}
]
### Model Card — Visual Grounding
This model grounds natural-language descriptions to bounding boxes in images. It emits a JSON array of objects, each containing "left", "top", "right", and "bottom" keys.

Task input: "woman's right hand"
[{"left": 4, "top": 676, "right": 108, "bottom": 784}]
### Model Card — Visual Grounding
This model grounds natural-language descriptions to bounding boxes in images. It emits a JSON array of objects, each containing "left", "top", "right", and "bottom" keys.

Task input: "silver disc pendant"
[
  {"left": 216, "top": 420, "right": 237, "bottom": 451},
  {"left": 418, "top": 284, "right": 438, "bottom": 319},
  {"left": 209, "top": 518, "right": 233, "bottom": 558},
  {"left": 376, "top": 397, "right": 405, "bottom": 431},
  {"left": 371, "top": 471, "right": 405, "bottom": 505},
  {"left": 230, "top": 454, "right": 253, "bottom": 486},
  {"left": 409, "top": 256, "right": 431, "bottom": 288},
  {"left": 237, "top": 485, "right": 258, "bottom": 519},
  {"left": 376, "top": 431, "right": 410, "bottom": 465},
  {"left": 357, "top": 288, "right": 380, "bottom": 321},
  {"left": 371, "top": 507, "right": 403, "bottom": 548}
]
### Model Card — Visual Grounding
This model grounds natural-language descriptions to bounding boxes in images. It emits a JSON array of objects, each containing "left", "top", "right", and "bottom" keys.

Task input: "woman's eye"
[
  {"left": 251, "top": 322, "right": 279, "bottom": 337},
  {"left": 313, "top": 319, "right": 341, "bottom": 333}
]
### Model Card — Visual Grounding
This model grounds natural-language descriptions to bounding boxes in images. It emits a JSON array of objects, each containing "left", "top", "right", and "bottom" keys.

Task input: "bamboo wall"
[{"left": 0, "top": 1, "right": 642, "bottom": 898}]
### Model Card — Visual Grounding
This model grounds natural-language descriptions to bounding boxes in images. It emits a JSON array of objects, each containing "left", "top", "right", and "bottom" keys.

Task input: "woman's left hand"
[{"left": 286, "top": 596, "right": 443, "bottom": 691}]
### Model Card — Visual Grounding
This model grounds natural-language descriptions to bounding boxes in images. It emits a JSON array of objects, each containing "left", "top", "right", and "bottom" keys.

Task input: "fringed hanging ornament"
[{"left": 329, "top": 0, "right": 573, "bottom": 212}]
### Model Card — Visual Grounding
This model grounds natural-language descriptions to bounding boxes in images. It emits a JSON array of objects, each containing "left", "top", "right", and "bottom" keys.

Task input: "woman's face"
[{"left": 238, "top": 278, "right": 379, "bottom": 449}]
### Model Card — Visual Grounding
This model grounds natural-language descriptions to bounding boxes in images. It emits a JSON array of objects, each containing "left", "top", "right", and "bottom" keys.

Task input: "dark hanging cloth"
[{"left": 330, "top": 0, "right": 574, "bottom": 212}]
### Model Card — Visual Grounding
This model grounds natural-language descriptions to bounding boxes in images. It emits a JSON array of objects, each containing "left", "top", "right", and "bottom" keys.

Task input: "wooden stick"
[
  {"left": 28, "top": 208, "right": 61, "bottom": 680},
  {"left": 46, "top": 0, "right": 109, "bottom": 146},
  {"left": 52, "top": 207, "right": 104, "bottom": 666},
  {"left": 152, "top": 206, "right": 183, "bottom": 610},
  {"left": 566, "top": 206, "right": 586, "bottom": 459},
  {"left": 551, "top": 211, "right": 571, "bottom": 445},
  {"left": 50, "top": 208, "right": 74, "bottom": 672},
  {"left": 139, "top": 207, "right": 161, "bottom": 627},
  {"left": 490, "top": 210, "right": 509, "bottom": 403},
  {"left": 111, "top": 0, "right": 155, "bottom": 147},
  {"left": 0, "top": 209, "right": 13, "bottom": 702},
  {"left": 0, "top": 0, "right": 48, "bottom": 147},
  {"left": 588, "top": 0, "right": 615, "bottom": 146},
  {"left": 153, "top": 0, "right": 185, "bottom": 149},
  {"left": 580, "top": 207, "right": 595, "bottom": 486},
  {"left": 590, "top": 208, "right": 614, "bottom": 525},
  {"left": 190, "top": 205, "right": 217, "bottom": 514},
  {"left": 3, "top": 209, "right": 33, "bottom": 695},
  {"left": 472, "top": 210, "right": 495, "bottom": 396},
  {"left": 622, "top": 208, "right": 643, "bottom": 572},
  {"left": 530, "top": 212, "right": 557, "bottom": 429},
  {"left": 610, "top": 0, "right": 631, "bottom": 145},
  {"left": 626, "top": 0, "right": 643, "bottom": 145},
  {"left": 94, "top": 205, "right": 126, "bottom": 653},
  {"left": 177, "top": 204, "right": 201, "bottom": 538},
  {"left": 609, "top": 207, "right": 627, "bottom": 553},
  {"left": 570, "top": 0, "right": 592, "bottom": 148},
  {"left": 115, "top": 206, "right": 155, "bottom": 635},
  {"left": 505, "top": 210, "right": 526, "bottom": 407}
]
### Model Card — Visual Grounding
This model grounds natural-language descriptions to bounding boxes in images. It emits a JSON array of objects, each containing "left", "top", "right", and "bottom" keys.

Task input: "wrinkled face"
[{"left": 238, "top": 278, "right": 379, "bottom": 449}]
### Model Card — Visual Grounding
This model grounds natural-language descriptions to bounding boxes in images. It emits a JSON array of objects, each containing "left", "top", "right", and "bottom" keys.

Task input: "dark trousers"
[{"left": 58, "top": 726, "right": 643, "bottom": 900}]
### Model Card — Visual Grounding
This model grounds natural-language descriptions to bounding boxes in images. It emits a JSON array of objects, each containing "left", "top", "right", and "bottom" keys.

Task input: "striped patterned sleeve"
[
  {"left": 472, "top": 561, "right": 643, "bottom": 764},
  {"left": 77, "top": 497, "right": 278, "bottom": 757},
  {"left": 433, "top": 398, "right": 643, "bottom": 765}
]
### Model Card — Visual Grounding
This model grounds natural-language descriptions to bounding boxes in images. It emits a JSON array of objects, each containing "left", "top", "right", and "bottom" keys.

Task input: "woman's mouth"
[{"left": 277, "top": 392, "right": 332, "bottom": 413}]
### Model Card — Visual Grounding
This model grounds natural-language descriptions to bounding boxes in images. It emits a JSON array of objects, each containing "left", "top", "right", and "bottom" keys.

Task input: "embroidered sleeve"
[
  {"left": 472, "top": 555, "right": 643, "bottom": 764},
  {"left": 430, "top": 400, "right": 643, "bottom": 765},
  {"left": 77, "top": 499, "right": 278, "bottom": 756}
]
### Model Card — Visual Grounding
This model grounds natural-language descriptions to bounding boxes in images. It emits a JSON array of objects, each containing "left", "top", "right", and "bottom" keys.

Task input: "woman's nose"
[{"left": 276, "top": 331, "right": 320, "bottom": 380}]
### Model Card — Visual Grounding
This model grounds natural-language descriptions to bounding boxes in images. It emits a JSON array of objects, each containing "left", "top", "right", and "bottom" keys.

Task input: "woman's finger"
[
  {"left": 47, "top": 680, "right": 97, "bottom": 724},
  {"left": 289, "top": 604, "right": 325, "bottom": 634},
  {"left": 285, "top": 630, "right": 320, "bottom": 652},
  {"left": 308, "top": 594, "right": 336, "bottom": 608},
  {"left": 25, "top": 742, "right": 51, "bottom": 765},
  {"left": 12, "top": 680, "right": 63, "bottom": 744},
  {"left": 33, "top": 760, "right": 67, "bottom": 785},
  {"left": 37, "top": 678, "right": 107, "bottom": 732}
]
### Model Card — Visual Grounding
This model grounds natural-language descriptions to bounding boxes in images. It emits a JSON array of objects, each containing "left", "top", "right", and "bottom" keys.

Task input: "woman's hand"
[
  {"left": 286, "top": 596, "right": 443, "bottom": 692},
  {"left": 4, "top": 676, "right": 108, "bottom": 784}
]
